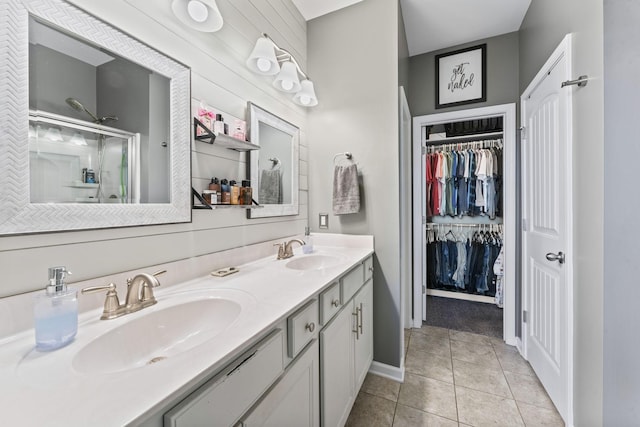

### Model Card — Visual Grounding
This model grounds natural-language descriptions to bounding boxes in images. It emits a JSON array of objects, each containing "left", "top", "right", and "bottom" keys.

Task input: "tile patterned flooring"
[{"left": 346, "top": 326, "right": 564, "bottom": 427}]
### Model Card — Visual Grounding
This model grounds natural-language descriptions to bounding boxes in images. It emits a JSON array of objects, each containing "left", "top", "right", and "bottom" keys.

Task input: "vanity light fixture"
[
  {"left": 171, "top": 0, "right": 223, "bottom": 32},
  {"left": 247, "top": 33, "right": 318, "bottom": 107},
  {"left": 70, "top": 132, "right": 88, "bottom": 146},
  {"left": 45, "top": 127, "right": 64, "bottom": 142}
]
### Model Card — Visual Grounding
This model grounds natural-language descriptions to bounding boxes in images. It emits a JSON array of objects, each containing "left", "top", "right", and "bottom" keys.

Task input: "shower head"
[{"left": 65, "top": 97, "right": 100, "bottom": 123}]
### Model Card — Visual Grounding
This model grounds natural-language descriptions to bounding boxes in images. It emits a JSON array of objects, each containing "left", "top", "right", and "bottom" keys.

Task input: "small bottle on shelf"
[
  {"left": 240, "top": 180, "right": 252, "bottom": 205},
  {"left": 229, "top": 180, "right": 240, "bottom": 205},
  {"left": 220, "top": 179, "right": 231, "bottom": 204}
]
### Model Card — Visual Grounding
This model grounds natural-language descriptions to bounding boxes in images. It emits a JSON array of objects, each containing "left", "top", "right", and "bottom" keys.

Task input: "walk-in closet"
[{"left": 412, "top": 104, "right": 517, "bottom": 344}]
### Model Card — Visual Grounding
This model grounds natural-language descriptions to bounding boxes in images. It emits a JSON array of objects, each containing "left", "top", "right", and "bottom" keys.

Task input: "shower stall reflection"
[{"left": 29, "top": 110, "right": 139, "bottom": 204}]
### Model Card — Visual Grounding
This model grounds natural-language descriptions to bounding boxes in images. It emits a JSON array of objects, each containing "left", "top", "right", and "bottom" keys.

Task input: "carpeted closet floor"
[{"left": 423, "top": 295, "right": 503, "bottom": 338}]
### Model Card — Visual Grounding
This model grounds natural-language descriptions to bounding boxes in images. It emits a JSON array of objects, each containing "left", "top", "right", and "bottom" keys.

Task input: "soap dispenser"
[
  {"left": 302, "top": 226, "right": 314, "bottom": 254},
  {"left": 34, "top": 266, "right": 78, "bottom": 351}
]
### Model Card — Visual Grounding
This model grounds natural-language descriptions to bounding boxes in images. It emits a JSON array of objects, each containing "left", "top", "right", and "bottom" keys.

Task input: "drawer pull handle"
[
  {"left": 331, "top": 299, "right": 340, "bottom": 307},
  {"left": 305, "top": 322, "right": 316, "bottom": 333},
  {"left": 358, "top": 304, "right": 363, "bottom": 335},
  {"left": 368, "top": 266, "right": 373, "bottom": 272}
]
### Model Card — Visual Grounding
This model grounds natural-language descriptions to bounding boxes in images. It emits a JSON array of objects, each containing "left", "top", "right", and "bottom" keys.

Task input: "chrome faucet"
[
  {"left": 82, "top": 270, "right": 166, "bottom": 320},
  {"left": 274, "top": 239, "right": 306, "bottom": 260}
]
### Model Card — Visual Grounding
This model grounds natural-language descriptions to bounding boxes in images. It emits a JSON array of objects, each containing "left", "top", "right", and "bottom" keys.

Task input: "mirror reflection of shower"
[{"left": 65, "top": 97, "right": 119, "bottom": 200}]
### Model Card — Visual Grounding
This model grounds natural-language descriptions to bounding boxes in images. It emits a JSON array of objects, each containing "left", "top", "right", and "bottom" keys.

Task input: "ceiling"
[{"left": 292, "top": 0, "right": 531, "bottom": 57}]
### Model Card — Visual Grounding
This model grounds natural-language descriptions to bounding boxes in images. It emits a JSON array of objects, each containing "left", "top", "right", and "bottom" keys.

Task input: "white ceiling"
[
  {"left": 291, "top": 0, "right": 364, "bottom": 21},
  {"left": 292, "top": 0, "right": 531, "bottom": 57}
]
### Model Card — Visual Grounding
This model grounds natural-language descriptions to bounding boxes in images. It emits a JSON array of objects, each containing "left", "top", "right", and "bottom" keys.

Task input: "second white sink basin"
[
  {"left": 73, "top": 289, "right": 255, "bottom": 375},
  {"left": 285, "top": 254, "right": 342, "bottom": 271}
]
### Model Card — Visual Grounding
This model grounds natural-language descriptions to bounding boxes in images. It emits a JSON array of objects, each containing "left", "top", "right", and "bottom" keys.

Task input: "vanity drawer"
[
  {"left": 287, "top": 299, "right": 319, "bottom": 358},
  {"left": 341, "top": 263, "right": 364, "bottom": 303},
  {"left": 364, "top": 256, "right": 373, "bottom": 282},
  {"left": 164, "top": 330, "right": 284, "bottom": 427},
  {"left": 319, "top": 282, "right": 341, "bottom": 325}
]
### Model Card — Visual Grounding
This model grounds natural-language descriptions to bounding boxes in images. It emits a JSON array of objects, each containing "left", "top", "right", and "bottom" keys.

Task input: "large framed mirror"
[
  {"left": 0, "top": 0, "right": 191, "bottom": 234},
  {"left": 247, "top": 103, "right": 299, "bottom": 218}
]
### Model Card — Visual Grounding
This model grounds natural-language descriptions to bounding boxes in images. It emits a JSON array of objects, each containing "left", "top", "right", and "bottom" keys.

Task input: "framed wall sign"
[{"left": 435, "top": 44, "right": 486, "bottom": 109}]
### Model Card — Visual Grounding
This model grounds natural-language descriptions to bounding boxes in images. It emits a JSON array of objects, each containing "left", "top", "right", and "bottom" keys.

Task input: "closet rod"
[
  {"left": 426, "top": 223, "right": 503, "bottom": 228},
  {"left": 426, "top": 138, "right": 503, "bottom": 152}
]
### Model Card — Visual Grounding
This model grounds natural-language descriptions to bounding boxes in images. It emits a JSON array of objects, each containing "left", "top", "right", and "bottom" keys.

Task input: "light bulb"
[
  {"left": 299, "top": 95, "right": 311, "bottom": 106},
  {"left": 281, "top": 80, "right": 294, "bottom": 91},
  {"left": 257, "top": 57, "right": 272, "bottom": 72},
  {"left": 187, "top": 0, "right": 209, "bottom": 23}
]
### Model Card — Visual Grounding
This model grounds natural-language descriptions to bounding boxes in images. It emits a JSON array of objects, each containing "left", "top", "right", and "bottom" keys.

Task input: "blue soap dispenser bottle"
[{"left": 34, "top": 266, "right": 78, "bottom": 351}]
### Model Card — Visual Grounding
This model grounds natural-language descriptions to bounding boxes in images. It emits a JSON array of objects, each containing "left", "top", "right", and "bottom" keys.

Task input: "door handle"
[{"left": 546, "top": 251, "right": 565, "bottom": 264}]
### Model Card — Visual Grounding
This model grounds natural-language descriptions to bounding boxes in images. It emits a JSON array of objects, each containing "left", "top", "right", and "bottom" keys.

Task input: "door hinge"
[
  {"left": 523, "top": 311, "right": 528, "bottom": 323},
  {"left": 422, "top": 216, "right": 427, "bottom": 225},
  {"left": 519, "top": 126, "right": 526, "bottom": 140},
  {"left": 422, "top": 285, "right": 426, "bottom": 294},
  {"left": 522, "top": 218, "right": 528, "bottom": 232},
  {"left": 421, "top": 146, "right": 426, "bottom": 155}
]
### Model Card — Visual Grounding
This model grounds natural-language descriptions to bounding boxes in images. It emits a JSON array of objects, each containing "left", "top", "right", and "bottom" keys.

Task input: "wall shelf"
[
  {"left": 194, "top": 118, "right": 259, "bottom": 151},
  {"left": 191, "top": 187, "right": 262, "bottom": 210}
]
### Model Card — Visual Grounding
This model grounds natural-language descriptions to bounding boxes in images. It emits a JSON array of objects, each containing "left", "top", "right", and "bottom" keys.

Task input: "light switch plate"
[{"left": 319, "top": 213, "right": 329, "bottom": 229}]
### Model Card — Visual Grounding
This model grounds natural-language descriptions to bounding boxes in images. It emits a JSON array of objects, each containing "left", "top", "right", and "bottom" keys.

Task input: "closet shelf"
[
  {"left": 194, "top": 118, "right": 259, "bottom": 151},
  {"left": 426, "top": 289, "right": 495, "bottom": 304},
  {"left": 426, "top": 131, "right": 503, "bottom": 145}
]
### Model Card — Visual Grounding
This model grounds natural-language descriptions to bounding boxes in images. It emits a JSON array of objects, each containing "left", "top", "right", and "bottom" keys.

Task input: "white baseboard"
[{"left": 368, "top": 361, "right": 405, "bottom": 383}]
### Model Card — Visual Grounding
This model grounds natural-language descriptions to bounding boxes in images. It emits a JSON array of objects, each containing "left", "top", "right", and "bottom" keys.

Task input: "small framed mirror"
[
  {"left": 0, "top": 0, "right": 191, "bottom": 234},
  {"left": 247, "top": 103, "right": 299, "bottom": 218}
]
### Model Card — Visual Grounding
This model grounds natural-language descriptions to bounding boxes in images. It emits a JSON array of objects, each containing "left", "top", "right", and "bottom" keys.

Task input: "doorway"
[{"left": 412, "top": 104, "right": 517, "bottom": 346}]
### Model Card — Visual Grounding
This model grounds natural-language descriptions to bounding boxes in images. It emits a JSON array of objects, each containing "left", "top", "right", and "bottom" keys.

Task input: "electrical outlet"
[{"left": 319, "top": 213, "right": 329, "bottom": 229}]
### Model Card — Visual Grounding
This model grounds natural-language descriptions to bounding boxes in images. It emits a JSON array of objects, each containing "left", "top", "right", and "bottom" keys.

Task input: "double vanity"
[{"left": 0, "top": 234, "right": 374, "bottom": 426}]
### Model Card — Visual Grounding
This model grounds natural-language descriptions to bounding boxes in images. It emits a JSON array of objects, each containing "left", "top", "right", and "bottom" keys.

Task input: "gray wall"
[
  {"left": 29, "top": 44, "right": 97, "bottom": 117},
  {"left": 307, "top": 0, "right": 402, "bottom": 367},
  {"left": 603, "top": 0, "right": 640, "bottom": 423},
  {"left": 408, "top": 32, "right": 520, "bottom": 117},
  {"left": 2, "top": 0, "right": 309, "bottom": 297},
  {"left": 519, "top": 0, "right": 604, "bottom": 425}
]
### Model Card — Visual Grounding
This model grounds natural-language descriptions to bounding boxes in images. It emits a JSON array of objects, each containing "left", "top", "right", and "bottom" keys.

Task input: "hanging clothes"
[
  {"left": 425, "top": 226, "right": 503, "bottom": 301},
  {"left": 425, "top": 140, "right": 503, "bottom": 220}
]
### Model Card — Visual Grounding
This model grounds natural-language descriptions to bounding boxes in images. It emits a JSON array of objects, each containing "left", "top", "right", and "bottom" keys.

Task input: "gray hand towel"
[
  {"left": 333, "top": 164, "right": 360, "bottom": 215},
  {"left": 259, "top": 169, "right": 282, "bottom": 204}
]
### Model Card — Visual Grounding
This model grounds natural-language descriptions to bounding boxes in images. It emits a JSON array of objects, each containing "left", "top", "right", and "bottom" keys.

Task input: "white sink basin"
[
  {"left": 72, "top": 289, "right": 254, "bottom": 375},
  {"left": 285, "top": 254, "right": 342, "bottom": 271}
]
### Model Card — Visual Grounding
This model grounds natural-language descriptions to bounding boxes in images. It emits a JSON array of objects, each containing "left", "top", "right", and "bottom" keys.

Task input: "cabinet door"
[
  {"left": 353, "top": 280, "right": 373, "bottom": 391},
  {"left": 320, "top": 304, "right": 355, "bottom": 427},
  {"left": 241, "top": 340, "right": 319, "bottom": 427}
]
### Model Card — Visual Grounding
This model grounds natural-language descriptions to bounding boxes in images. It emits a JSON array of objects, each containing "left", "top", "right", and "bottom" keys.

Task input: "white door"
[{"left": 521, "top": 35, "right": 573, "bottom": 422}]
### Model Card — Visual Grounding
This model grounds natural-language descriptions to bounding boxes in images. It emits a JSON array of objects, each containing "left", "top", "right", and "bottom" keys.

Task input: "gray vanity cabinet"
[
  {"left": 239, "top": 339, "right": 320, "bottom": 427},
  {"left": 320, "top": 257, "right": 374, "bottom": 427}
]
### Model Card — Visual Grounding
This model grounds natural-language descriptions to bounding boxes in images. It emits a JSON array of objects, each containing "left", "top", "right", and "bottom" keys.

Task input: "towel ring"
[{"left": 333, "top": 152, "right": 353, "bottom": 163}]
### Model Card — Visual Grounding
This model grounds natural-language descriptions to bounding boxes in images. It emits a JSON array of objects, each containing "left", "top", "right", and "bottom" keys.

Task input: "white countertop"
[{"left": 0, "top": 234, "right": 373, "bottom": 426}]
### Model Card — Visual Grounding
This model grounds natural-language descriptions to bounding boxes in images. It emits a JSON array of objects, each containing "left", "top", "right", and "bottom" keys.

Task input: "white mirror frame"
[
  {"left": 247, "top": 103, "right": 299, "bottom": 218},
  {"left": 0, "top": 0, "right": 191, "bottom": 234}
]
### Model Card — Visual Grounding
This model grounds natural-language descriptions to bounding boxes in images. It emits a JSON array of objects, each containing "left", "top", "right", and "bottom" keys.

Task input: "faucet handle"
[
  {"left": 273, "top": 243, "right": 286, "bottom": 259},
  {"left": 81, "top": 283, "right": 123, "bottom": 320}
]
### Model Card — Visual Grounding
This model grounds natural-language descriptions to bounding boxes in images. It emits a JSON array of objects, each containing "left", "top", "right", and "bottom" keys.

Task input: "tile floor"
[{"left": 346, "top": 326, "right": 564, "bottom": 427}]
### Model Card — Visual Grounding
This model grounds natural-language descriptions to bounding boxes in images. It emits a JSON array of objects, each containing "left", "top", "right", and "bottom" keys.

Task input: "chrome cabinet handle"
[
  {"left": 545, "top": 252, "right": 565, "bottom": 264},
  {"left": 352, "top": 311, "right": 360, "bottom": 339},
  {"left": 358, "top": 304, "right": 363, "bottom": 335},
  {"left": 305, "top": 322, "right": 315, "bottom": 333},
  {"left": 331, "top": 299, "right": 340, "bottom": 308}
]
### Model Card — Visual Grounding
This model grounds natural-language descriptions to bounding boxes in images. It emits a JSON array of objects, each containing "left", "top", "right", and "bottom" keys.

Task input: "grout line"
[{"left": 449, "top": 328, "right": 461, "bottom": 423}]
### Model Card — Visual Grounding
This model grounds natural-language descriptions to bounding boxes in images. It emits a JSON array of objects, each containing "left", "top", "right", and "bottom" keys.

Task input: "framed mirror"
[
  {"left": 247, "top": 103, "right": 299, "bottom": 218},
  {"left": 0, "top": 0, "right": 191, "bottom": 234}
]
